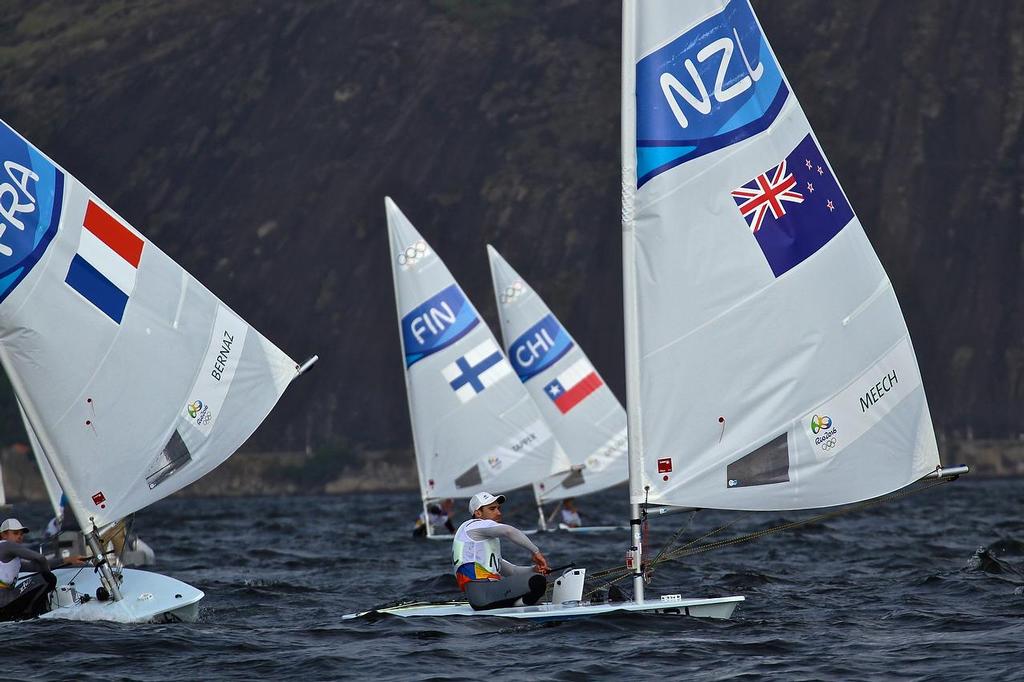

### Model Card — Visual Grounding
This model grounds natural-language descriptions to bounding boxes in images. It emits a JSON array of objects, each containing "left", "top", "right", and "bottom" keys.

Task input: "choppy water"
[{"left": 4, "top": 477, "right": 1023, "bottom": 680}]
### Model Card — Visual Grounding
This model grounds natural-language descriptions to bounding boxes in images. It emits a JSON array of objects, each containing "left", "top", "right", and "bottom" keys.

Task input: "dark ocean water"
[{"left": 4, "top": 476, "right": 1022, "bottom": 681}]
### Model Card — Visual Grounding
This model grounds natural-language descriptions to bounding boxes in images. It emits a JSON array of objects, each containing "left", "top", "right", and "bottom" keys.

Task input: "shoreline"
[{"left": 2, "top": 438, "right": 1021, "bottom": 503}]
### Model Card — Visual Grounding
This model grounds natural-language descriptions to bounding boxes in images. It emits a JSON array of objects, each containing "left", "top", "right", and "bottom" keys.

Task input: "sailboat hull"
[
  {"left": 548, "top": 524, "right": 629, "bottom": 534},
  {"left": 424, "top": 528, "right": 543, "bottom": 541},
  {"left": 38, "top": 568, "right": 204, "bottom": 623},
  {"left": 343, "top": 594, "right": 743, "bottom": 622}
]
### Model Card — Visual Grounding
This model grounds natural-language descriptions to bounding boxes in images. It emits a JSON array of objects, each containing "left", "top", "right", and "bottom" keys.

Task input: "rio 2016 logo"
[
  {"left": 187, "top": 399, "right": 212, "bottom": 426},
  {"left": 810, "top": 414, "right": 832, "bottom": 434},
  {"left": 811, "top": 414, "right": 838, "bottom": 450}
]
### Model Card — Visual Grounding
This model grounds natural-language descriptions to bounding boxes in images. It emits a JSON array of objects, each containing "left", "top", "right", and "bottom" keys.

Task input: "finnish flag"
[{"left": 442, "top": 339, "right": 512, "bottom": 403}]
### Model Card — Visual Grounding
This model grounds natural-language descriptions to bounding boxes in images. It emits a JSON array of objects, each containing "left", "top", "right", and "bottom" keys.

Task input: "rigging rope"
[
  {"left": 580, "top": 477, "right": 956, "bottom": 599},
  {"left": 650, "top": 478, "right": 954, "bottom": 570}
]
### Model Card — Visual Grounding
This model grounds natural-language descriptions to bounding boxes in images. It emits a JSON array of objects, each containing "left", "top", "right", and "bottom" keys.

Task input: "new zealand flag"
[{"left": 731, "top": 134, "right": 854, "bottom": 277}]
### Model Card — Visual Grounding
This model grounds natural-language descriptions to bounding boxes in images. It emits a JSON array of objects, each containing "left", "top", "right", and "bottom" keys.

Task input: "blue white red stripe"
[{"left": 64, "top": 200, "right": 144, "bottom": 323}]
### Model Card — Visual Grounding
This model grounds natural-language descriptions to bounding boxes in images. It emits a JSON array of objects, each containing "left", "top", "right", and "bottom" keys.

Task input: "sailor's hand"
[
  {"left": 532, "top": 551, "right": 550, "bottom": 574},
  {"left": 65, "top": 555, "right": 87, "bottom": 566}
]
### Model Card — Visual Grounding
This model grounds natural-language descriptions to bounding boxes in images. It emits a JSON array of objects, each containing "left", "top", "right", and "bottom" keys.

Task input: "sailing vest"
[
  {"left": 452, "top": 519, "right": 502, "bottom": 590},
  {"left": 0, "top": 554, "right": 20, "bottom": 589}
]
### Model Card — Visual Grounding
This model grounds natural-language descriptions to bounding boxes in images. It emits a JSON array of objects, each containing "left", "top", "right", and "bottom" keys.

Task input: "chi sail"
[
  {"left": 486, "top": 245, "right": 627, "bottom": 504},
  {"left": 385, "top": 198, "right": 567, "bottom": 504},
  {"left": 0, "top": 117, "right": 305, "bottom": 531},
  {"left": 621, "top": 0, "right": 940, "bottom": 512}
]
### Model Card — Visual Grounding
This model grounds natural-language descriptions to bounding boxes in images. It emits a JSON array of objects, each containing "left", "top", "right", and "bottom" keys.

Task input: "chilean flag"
[
  {"left": 64, "top": 200, "right": 144, "bottom": 324},
  {"left": 544, "top": 358, "right": 602, "bottom": 414}
]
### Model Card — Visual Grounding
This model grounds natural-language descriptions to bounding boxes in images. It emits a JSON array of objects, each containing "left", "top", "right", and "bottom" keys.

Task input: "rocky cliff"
[{"left": 0, "top": 0, "right": 1020, "bottom": 456}]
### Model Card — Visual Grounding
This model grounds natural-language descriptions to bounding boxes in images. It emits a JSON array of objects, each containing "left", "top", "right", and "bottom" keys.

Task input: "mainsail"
[
  {"left": 0, "top": 118, "right": 303, "bottom": 531},
  {"left": 621, "top": 0, "right": 940, "bottom": 511},
  {"left": 386, "top": 198, "right": 567, "bottom": 502},
  {"left": 486, "top": 246, "right": 627, "bottom": 503}
]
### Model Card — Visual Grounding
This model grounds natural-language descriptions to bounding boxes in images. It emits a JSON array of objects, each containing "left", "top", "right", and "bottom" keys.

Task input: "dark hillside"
[{"left": 0, "top": 0, "right": 1019, "bottom": 456}]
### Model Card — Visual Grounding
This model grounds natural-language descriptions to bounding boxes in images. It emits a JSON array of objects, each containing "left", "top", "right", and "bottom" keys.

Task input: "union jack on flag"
[{"left": 730, "top": 160, "right": 804, "bottom": 234}]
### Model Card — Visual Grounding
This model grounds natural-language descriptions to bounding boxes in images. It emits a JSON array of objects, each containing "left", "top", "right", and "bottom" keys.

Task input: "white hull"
[
  {"left": 38, "top": 568, "right": 204, "bottom": 623},
  {"left": 343, "top": 595, "right": 743, "bottom": 621},
  {"left": 426, "top": 525, "right": 626, "bottom": 540},
  {"left": 546, "top": 524, "right": 629, "bottom": 534},
  {"left": 122, "top": 537, "right": 157, "bottom": 567},
  {"left": 426, "top": 527, "right": 542, "bottom": 541}
]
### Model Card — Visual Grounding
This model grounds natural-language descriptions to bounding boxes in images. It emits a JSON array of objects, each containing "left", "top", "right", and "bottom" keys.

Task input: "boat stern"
[{"left": 42, "top": 567, "right": 204, "bottom": 623}]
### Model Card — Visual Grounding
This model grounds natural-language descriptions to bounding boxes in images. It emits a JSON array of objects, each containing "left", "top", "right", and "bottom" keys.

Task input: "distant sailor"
[
  {"left": 413, "top": 498, "right": 456, "bottom": 537},
  {"left": 452, "top": 492, "right": 550, "bottom": 611},
  {"left": 44, "top": 493, "right": 80, "bottom": 538},
  {"left": 0, "top": 518, "right": 85, "bottom": 621},
  {"left": 557, "top": 498, "right": 581, "bottom": 529}
]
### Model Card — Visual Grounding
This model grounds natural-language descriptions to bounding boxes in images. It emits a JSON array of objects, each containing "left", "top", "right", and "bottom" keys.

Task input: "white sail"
[
  {"left": 486, "top": 246, "right": 627, "bottom": 503},
  {"left": 622, "top": 0, "right": 940, "bottom": 511},
  {"left": 0, "top": 118, "right": 302, "bottom": 530},
  {"left": 386, "top": 198, "right": 567, "bottom": 502}
]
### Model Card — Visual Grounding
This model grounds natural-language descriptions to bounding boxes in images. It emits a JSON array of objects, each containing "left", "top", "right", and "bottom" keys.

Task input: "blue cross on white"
[{"left": 441, "top": 339, "right": 512, "bottom": 403}]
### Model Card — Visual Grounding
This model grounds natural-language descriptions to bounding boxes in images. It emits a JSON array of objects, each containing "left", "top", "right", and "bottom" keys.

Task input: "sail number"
[
  {"left": 0, "top": 160, "right": 39, "bottom": 258},
  {"left": 660, "top": 30, "right": 764, "bottom": 130}
]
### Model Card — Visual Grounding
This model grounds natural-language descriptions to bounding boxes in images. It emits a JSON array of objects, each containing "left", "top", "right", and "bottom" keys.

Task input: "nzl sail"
[
  {"left": 386, "top": 198, "right": 568, "bottom": 506},
  {"left": 622, "top": 0, "right": 941, "bottom": 513},
  {"left": 0, "top": 118, "right": 307, "bottom": 534},
  {"left": 486, "top": 246, "right": 627, "bottom": 504}
]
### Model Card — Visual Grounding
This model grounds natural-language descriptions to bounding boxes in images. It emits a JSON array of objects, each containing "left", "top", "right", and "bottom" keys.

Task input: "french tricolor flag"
[
  {"left": 64, "top": 200, "right": 145, "bottom": 324},
  {"left": 544, "top": 358, "right": 603, "bottom": 414}
]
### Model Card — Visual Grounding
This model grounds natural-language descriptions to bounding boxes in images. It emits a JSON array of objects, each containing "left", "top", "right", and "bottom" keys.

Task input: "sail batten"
[{"left": 623, "top": 0, "right": 940, "bottom": 512}]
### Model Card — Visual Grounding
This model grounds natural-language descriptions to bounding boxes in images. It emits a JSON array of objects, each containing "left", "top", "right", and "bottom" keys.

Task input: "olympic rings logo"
[
  {"left": 397, "top": 240, "right": 429, "bottom": 268},
  {"left": 819, "top": 438, "right": 838, "bottom": 451},
  {"left": 499, "top": 281, "right": 525, "bottom": 304}
]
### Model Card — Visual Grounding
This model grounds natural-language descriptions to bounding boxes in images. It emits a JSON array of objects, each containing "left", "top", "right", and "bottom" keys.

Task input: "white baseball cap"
[
  {"left": 0, "top": 518, "right": 29, "bottom": 533},
  {"left": 469, "top": 491, "right": 506, "bottom": 514}
]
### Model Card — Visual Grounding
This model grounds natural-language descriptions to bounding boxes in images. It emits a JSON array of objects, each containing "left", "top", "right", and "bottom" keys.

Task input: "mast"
[
  {"left": 384, "top": 199, "right": 435, "bottom": 521},
  {"left": 533, "top": 484, "right": 549, "bottom": 532},
  {"left": 621, "top": 0, "right": 645, "bottom": 603},
  {"left": 422, "top": 498, "right": 434, "bottom": 539},
  {"left": 86, "top": 529, "right": 123, "bottom": 601}
]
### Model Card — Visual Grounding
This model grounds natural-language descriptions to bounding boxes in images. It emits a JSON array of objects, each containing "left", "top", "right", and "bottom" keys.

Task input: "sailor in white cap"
[
  {"left": 451, "top": 492, "right": 551, "bottom": 610},
  {"left": 0, "top": 518, "right": 85, "bottom": 621}
]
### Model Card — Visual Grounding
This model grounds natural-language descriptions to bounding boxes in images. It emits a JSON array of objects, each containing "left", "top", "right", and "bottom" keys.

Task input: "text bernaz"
[{"left": 210, "top": 330, "right": 235, "bottom": 381}]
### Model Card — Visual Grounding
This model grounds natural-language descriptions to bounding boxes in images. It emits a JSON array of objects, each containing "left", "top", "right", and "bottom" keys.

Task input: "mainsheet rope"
[{"left": 579, "top": 477, "right": 956, "bottom": 600}]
